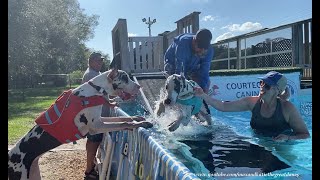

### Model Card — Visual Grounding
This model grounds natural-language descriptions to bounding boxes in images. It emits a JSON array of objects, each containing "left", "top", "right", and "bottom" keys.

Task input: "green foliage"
[
  {"left": 8, "top": 0, "right": 100, "bottom": 89},
  {"left": 101, "top": 54, "right": 111, "bottom": 72},
  {"left": 69, "top": 70, "right": 85, "bottom": 79},
  {"left": 8, "top": 117, "right": 35, "bottom": 144},
  {"left": 41, "top": 74, "right": 68, "bottom": 87},
  {"left": 8, "top": 87, "right": 67, "bottom": 144},
  {"left": 69, "top": 70, "right": 85, "bottom": 84}
]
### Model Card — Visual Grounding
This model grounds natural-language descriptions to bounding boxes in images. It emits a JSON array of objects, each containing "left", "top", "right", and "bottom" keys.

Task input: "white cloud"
[
  {"left": 214, "top": 32, "right": 234, "bottom": 43},
  {"left": 201, "top": 15, "right": 216, "bottom": 21},
  {"left": 128, "top": 33, "right": 138, "bottom": 37},
  {"left": 222, "top": 22, "right": 262, "bottom": 32}
]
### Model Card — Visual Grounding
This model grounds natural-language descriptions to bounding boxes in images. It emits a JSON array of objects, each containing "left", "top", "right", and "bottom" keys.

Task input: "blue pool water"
[{"left": 120, "top": 88, "right": 312, "bottom": 179}]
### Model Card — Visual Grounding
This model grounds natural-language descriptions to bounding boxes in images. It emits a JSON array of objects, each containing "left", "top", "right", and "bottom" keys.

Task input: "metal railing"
[
  {"left": 97, "top": 107, "right": 201, "bottom": 180},
  {"left": 211, "top": 18, "right": 312, "bottom": 80}
]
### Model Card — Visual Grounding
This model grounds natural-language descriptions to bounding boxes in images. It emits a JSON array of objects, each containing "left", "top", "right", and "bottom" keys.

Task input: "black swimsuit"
[{"left": 250, "top": 98, "right": 291, "bottom": 135}]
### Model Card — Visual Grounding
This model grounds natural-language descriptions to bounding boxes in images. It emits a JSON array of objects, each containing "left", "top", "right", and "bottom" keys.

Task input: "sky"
[{"left": 78, "top": 0, "right": 312, "bottom": 58}]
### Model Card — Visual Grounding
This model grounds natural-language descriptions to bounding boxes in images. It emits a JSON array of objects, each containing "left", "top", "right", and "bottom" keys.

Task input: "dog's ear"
[
  {"left": 109, "top": 52, "right": 121, "bottom": 70},
  {"left": 108, "top": 52, "right": 121, "bottom": 81},
  {"left": 107, "top": 68, "right": 119, "bottom": 80}
]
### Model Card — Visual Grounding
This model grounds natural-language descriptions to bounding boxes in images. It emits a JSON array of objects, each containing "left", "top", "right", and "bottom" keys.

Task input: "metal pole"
[
  {"left": 148, "top": 17, "right": 151, "bottom": 37},
  {"left": 142, "top": 17, "right": 156, "bottom": 37}
]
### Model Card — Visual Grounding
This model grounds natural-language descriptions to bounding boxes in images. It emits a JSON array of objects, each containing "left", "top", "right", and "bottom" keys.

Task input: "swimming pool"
[{"left": 120, "top": 88, "right": 312, "bottom": 179}]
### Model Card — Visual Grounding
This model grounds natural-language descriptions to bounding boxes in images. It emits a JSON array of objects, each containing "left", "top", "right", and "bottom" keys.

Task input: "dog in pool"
[{"left": 155, "top": 73, "right": 212, "bottom": 131}]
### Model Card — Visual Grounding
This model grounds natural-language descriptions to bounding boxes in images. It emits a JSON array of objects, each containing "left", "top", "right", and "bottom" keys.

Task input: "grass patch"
[
  {"left": 8, "top": 85, "right": 79, "bottom": 144},
  {"left": 8, "top": 117, "right": 35, "bottom": 143}
]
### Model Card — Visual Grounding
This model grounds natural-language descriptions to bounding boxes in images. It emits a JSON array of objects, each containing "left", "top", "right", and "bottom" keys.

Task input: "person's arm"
[
  {"left": 174, "top": 43, "right": 188, "bottom": 75},
  {"left": 194, "top": 87, "right": 252, "bottom": 112},
  {"left": 196, "top": 47, "right": 213, "bottom": 93},
  {"left": 273, "top": 102, "right": 310, "bottom": 141},
  {"left": 100, "top": 116, "right": 145, "bottom": 123},
  {"left": 164, "top": 36, "right": 188, "bottom": 75},
  {"left": 164, "top": 43, "right": 176, "bottom": 74}
]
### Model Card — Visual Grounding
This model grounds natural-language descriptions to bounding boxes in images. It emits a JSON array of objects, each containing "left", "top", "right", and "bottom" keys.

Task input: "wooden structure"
[
  {"left": 111, "top": 12, "right": 200, "bottom": 73},
  {"left": 111, "top": 13, "right": 311, "bottom": 81}
]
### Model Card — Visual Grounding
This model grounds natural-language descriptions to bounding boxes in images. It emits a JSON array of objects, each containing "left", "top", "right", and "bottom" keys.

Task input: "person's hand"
[
  {"left": 279, "top": 86, "right": 290, "bottom": 100},
  {"left": 203, "top": 87, "right": 209, "bottom": 94},
  {"left": 193, "top": 86, "right": 205, "bottom": 96},
  {"left": 135, "top": 121, "right": 153, "bottom": 129},
  {"left": 110, "top": 96, "right": 123, "bottom": 104},
  {"left": 273, "top": 134, "right": 290, "bottom": 142}
]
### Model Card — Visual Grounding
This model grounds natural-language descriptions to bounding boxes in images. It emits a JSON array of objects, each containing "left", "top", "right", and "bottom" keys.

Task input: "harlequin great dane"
[
  {"left": 155, "top": 73, "right": 212, "bottom": 131},
  {"left": 8, "top": 68, "right": 153, "bottom": 180}
]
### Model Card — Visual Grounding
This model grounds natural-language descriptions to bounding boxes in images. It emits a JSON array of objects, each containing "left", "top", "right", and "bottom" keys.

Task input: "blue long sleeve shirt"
[{"left": 164, "top": 33, "right": 214, "bottom": 90}]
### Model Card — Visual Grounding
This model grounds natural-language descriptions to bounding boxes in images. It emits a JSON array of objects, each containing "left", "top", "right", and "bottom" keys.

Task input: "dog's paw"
[
  {"left": 141, "top": 121, "right": 153, "bottom": 129},
  {"left": 168, "top": 120, "right": 179, "bottom": 132},
  {"left": 156, "top": 110, "right": 162, "bottom": 117},
  {"left": 155, "top": 102, "right": 165, "bottom": 116}
]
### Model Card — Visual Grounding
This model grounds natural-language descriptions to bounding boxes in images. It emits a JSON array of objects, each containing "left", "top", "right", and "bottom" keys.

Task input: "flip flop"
[{"left": 84, "top": 168, "right": 99, "bottom": 180}]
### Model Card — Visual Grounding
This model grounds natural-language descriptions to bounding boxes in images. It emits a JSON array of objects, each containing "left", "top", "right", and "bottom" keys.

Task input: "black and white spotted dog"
[
  {"left": 8, "top": 68, "right": 153, "bottom": 180},
  {"left": 155, "top": 74, "right": 212, "bottom": 132}
]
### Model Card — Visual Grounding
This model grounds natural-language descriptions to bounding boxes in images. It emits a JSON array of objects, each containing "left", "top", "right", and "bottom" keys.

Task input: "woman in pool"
[{"left": 194, "top": 71, "right": 310, "bottom": 141}]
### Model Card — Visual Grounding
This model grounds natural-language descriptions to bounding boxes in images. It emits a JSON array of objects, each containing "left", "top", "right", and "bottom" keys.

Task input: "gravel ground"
[
  {"left": 9, "top": 139, "right": 89, "bottom": 180},
  {"left": 39, "top": 150, "right": 87, "bottom": 180}
]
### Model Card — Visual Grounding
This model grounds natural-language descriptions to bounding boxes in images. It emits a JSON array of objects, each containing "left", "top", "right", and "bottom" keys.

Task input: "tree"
[{"left": 8, "top": 0, "right": 99, "bottom": 89}]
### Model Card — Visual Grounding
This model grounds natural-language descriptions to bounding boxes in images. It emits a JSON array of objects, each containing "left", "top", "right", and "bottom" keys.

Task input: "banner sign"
[{"left": 208, "top": 72, "right": 300, "bottom": 101}]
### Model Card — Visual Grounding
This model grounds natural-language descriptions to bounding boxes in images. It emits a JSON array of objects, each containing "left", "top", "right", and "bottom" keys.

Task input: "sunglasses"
[{"left": 259, "top": 80, "right": 271, "bottom": 90}]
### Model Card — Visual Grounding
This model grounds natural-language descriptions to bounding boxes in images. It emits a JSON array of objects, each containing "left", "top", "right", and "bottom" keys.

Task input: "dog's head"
[
  {"left": 163, "top": 74, "right": 197, "bottom": 105},
  {"left": 92, "top": 68, "right": 140, "bottom": 100}
]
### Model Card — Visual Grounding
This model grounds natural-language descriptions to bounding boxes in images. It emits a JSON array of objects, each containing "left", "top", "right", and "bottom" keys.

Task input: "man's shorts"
[{"left": 87, "top": 133, "right": 103, "bottom": 143}]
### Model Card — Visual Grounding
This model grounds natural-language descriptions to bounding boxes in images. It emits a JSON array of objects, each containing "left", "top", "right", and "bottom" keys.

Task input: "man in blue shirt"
[{"left": 164, "top": 28, "right": 213, "bottom": 93}]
